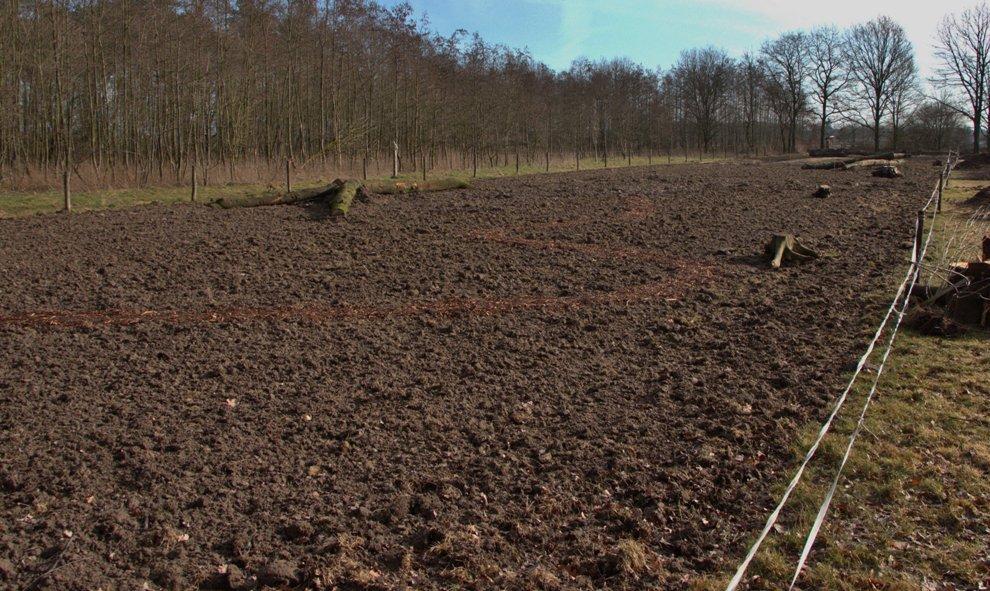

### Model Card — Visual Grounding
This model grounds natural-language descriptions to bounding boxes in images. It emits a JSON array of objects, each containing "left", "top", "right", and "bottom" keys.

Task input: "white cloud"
[
  {"left": 524, "top": 0, "right": 979, "bottom": 85},
  {"left": 699, "top": 0, "right": 973, "bottom": 78}
]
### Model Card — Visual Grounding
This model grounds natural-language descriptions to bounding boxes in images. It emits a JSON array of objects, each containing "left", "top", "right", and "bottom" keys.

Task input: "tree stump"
[
  {"left": 813, "top": 184, "right": 831, "bottom": 198},
  {"left": 764, "top": 233, "right": 819, "bottom": 269},
  {"left": 873, "top": 165, "right": 902, "bottom": 178}
]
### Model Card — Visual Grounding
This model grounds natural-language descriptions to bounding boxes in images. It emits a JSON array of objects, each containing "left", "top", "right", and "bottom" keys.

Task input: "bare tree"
[
  {"left": 844, "top": 16, "right": 917, "bottom": 151},
  {"left": 807, "top": 26, "right": 847, "bottom": 149},
  {"left": 908, "top": 93, "right": 965, "bottom": 151},
  {"left": 934, "top": 3, "right": 990, "bottom": 153},
  {"left": 5, "top": 1, "right": 964, "bottom": 191},
  {"left": 761, "top": 31, "right": 808, "bottom": 152},
  {"left": 889, "top": 66, "right": 921, "bottom": 150},
  {"left": 737, "top": 53, "right": 765, "bottom": 154},
  {"left": 673, "top": 47, "right": 734, "bottom": 154}
]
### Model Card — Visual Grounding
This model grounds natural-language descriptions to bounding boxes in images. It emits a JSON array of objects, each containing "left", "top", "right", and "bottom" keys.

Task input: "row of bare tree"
[{"left": 0, "top": 0, "right": 984, "bottom": 191}]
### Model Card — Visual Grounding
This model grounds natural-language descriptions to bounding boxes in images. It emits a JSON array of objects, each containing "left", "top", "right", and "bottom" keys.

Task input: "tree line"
[{"left": 0, "top": 0, "right": 986, "bottom": 191}]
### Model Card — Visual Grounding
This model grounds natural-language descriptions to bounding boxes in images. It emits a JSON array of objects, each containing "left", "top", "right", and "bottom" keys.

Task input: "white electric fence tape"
[
  {"left": 787, "top": 197, "right": 940, "bottom": 590},
  {"left": 724, "top": 153, "right": 954, "bottom": 591}
]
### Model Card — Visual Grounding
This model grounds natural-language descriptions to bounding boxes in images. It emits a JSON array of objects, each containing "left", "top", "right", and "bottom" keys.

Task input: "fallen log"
[
  {"left": 801, "top": 152, "right": 905, "bottom": 170},
  {"left": 328, "top": 179, "right": 362, "bottom": 217},
  {"left": 764, "top": 233, "right": 819, "bottom": 269},
  {"left": 801, "top": 160, "right": 848, "bottom": 170},
  {"left": 364, "top": 177, "right": 469, "bottom": 195},
  {"left": 845, "top": 158, "right": 903, "bottom": 170},
  {"left": 212, "top": 184, "right": 337, "bottom": 209},
  {"left": 808, "top": 148, "right": 849, "bottom": 158},
  {"left": 211, "top": 176, "right": 469, "bottom": 211}
]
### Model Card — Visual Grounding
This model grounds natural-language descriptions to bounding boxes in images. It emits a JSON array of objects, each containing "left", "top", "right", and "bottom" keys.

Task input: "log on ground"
[
  {"left": 213, "top": 184, "right": 338, "bottom": 209},
  {"left": 364, "top": 177, "right": 469, "bottom": 195},
  {"left": 801, "top": 152, "right": 905, "bottom": 171},
  {"left": 328, "top": 180, "right": 362, "bottom": 217}
]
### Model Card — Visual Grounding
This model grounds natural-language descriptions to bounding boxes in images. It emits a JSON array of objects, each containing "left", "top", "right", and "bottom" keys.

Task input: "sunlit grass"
[{"left": 0, "top": 153, "right": 725, "bottom": 218}]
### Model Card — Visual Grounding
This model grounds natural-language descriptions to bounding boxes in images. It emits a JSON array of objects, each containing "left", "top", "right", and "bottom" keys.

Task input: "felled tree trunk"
[
  {"left": 802, "top": 152, "right": 904, "bottom": 170},
  {"left": 364, "top": 177, "right": 469, "bottom": 195},
  {"left": 328, "top": 179, "right": 362, "bottom": 217},
  {"left": 764, "top": 233, "right": 819, "bottom": 268},
  {"left": 802, "top": 160, "right": 848, "bottom": 170},
  {"left": 213, "top": 184, "right": 337, "bottom": 209}
]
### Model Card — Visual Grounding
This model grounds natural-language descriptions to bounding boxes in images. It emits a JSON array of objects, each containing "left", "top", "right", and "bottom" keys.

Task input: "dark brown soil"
[{"left": 0, "top": 161, "right": 935, "bottom": 590}]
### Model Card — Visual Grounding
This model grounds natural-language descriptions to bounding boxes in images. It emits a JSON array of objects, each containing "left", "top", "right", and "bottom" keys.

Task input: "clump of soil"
[{"left": 906, "top": 305, "right": 968, "bottom": 337}]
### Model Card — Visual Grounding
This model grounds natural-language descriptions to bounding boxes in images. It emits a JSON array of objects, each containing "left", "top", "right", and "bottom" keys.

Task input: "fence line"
[
  {"left": 725, "top": 152, "right": 956, "bottom": 591},
  {"left": 787, "top": 168, "right": 946, "bottom": 588}
]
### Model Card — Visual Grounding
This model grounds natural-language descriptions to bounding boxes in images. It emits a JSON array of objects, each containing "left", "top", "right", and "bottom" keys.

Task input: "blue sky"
[{"left": 383, "top": 0, "right": 976, "bottom": 78}]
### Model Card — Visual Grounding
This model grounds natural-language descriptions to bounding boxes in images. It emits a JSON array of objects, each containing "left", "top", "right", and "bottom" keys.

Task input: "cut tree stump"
[
  {"left": 873, "top": 164, "right": 902, "bottom": 178},
  {"left": 813, "top": 184, "right": 831, "bottom": 198},
  {"left": 764, "top": 233, "right": 819, "bottom": 269}
]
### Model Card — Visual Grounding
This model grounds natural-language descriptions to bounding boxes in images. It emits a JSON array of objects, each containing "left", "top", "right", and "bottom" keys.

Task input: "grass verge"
[
  {"left": 0, "top": 154, "right": 724, "bottom": 218},
  {"left": 695, "top": 175, "right": 990, "bottom": 590}
]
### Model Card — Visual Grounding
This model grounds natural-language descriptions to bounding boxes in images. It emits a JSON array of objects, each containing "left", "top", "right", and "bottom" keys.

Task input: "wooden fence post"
[
  {"left": 62, "top": 169, "right": 71, "bottom": 212},
  {"left": 392, "top": 140, "right": 399, "bottom": 178},
  {"left": 914, "top": 209, "right": 925, "bottom": 264},
  {"left": 937, "top": 173, "right": 944, "bottom": 213}
]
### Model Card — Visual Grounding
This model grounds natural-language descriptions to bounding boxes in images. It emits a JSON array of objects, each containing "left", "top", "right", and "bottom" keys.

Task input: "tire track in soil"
[
  {"left": 0, "top": 269, "right": 709, "bottom": 328},
  {"left": 0, "top": 193, "right": 702, "bottom": 329}
]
